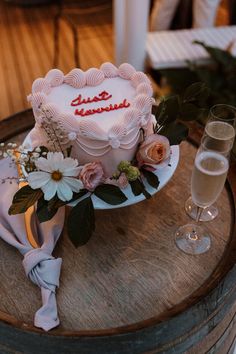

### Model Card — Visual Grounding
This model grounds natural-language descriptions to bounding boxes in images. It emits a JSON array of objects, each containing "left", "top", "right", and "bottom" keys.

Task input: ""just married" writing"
[{"left": 70, "top": 90, "right": 130, "bottom": 117}]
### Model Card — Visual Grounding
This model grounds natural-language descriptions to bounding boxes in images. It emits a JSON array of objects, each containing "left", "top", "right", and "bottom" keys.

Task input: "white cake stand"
[{"left": 23, "top": 134, "right": 179, "bottom": 210}]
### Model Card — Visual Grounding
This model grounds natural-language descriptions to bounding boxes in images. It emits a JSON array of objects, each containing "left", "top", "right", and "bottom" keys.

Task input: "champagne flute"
[
  {"left": 175, "top": 144, "right": 229, "bottom": 255},
  {"left": 185, "top": 104, "right": 236, "bottom": 222}
]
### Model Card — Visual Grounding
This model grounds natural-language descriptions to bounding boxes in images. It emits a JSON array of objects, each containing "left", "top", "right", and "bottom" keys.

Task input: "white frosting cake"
[{"left": 28, "top": 62, "right": 154, "bottom": 176}]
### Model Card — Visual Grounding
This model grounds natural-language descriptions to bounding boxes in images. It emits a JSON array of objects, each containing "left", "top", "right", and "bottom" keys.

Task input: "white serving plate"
[{"left": 23, "top": 134, "right": 179, "bottom": 210}]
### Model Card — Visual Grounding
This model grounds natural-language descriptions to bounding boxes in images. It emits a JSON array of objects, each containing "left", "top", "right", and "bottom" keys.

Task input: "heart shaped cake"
[{"left": 28, "top": 62, "right": 154, "bottom": 176}]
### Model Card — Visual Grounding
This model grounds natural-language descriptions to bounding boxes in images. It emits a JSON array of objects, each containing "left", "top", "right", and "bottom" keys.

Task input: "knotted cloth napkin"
[{"left": 0, "top": 158, "right": 65, "bottom": 331}]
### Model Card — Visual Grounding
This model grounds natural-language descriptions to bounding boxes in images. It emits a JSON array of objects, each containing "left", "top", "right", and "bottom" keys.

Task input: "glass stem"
[{"left": 196, "top": 206, "right": 203, "bottom": 223}]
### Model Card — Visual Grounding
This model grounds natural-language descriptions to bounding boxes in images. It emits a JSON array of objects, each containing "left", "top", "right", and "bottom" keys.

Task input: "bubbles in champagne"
[
  {"left": 203, "top": 121, "right": 235, "bottom": 153},
  {"left": 191, "top": 151, "right": 229, "bottom": 208}
]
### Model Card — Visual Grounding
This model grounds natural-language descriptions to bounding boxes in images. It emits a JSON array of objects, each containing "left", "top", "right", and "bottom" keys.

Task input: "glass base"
[
  {"left": 175, "top": 224, "right": 211, "bottom": 255},
  {"left": 185, "top": 197, "right": 218, "bottom": 222}
]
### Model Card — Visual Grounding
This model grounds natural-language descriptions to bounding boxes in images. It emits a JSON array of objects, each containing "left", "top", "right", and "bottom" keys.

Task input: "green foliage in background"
[{"left": 160, "top": 41, "right": 236, "bottom": 116}]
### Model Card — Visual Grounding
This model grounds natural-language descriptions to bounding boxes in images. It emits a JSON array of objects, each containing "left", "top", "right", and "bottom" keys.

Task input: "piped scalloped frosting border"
[{"left": 28, "top": 63, "right": 154, "bottom": 153}]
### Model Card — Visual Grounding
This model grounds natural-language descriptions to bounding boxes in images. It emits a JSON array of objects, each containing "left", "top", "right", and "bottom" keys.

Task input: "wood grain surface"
[
  {"left": 0, "top": 126, "right": 232, "bottom": 332},
  {"left": 0, "top": 0, "right": 229, "bottom": 121},
  {"left": 0, "top": 1, "right": 113, "bottom": 119}
]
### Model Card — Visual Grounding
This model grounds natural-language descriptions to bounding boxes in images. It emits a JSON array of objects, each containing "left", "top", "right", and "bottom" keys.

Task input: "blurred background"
[{"left": 0, "top": 0, "right": 234, "bottom": 119}]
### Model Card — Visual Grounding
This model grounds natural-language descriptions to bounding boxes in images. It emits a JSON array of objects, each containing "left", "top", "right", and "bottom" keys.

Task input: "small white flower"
[
  {"left": 68, "top": 132, "right": 77, "bottom": 141},
  {"left": 12, "top": 143, "right": 17, "bottom": 148},
  {"left": 28, "top": 152, "right": 83, "bottom": 201},
  {"left": 6, "top": 149, "right": 13, "bottom": 156},
  {"left": 18, "top": 145, "right": 24, "bottom": 152},
  {"left": 0, "top": 143, "right": 4, "bottom": 147},
  {"left": 35, "top": 147, "right": 41, "bottom": 153},
  {"left": 32, "top": 152, "right": 40, "bottom": 158}
]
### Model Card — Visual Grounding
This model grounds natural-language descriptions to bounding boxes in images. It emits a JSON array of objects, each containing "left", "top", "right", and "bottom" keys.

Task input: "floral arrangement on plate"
[{"left": 2, "top": 82, "right": 209, "bottom": 247}]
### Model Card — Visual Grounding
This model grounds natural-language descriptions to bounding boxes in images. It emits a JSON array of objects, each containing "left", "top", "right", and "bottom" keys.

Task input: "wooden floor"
[
  {"left": 0, "top": 1, "right": 113, "bottom": 119},
  {"left": 0, "top": 0, "right": 229, "bottom": 120}
]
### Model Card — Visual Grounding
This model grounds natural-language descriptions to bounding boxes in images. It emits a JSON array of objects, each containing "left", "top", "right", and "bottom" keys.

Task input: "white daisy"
[{"left": 28, "top": 152, "right": 83, "bottom": 201}]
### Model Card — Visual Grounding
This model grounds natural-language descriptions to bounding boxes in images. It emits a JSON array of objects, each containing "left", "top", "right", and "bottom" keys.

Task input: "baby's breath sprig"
[{"left": 39, "top": 108, "right": 71, "bottom": 156}]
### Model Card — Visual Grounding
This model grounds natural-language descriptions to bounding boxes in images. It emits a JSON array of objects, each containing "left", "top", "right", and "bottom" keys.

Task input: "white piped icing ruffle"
[
  {"left": 32, "top": 78, "right": 51, "bottom": 95},
  {"left": 86, "top": 68, "right": 105, "bottom": 86},
  {"left": 28, "top": 92, "right": 47, "bottom": 109},
  {"left": 41, "top": 103, "right": 60, "bottom": 119},
  {"left": 131, "top": 71, "right": 151, "bottom": 88},
  {"left": 133, "top": 94, "right": 153, "bottom": 114},
  {"left": 64, "top": 69, "right": 86, "bottom": 88},
  {"left": 45, "top": 69, "right": 64, "bottom": 87},
  {"left": 123, "top": 108, "right": 141, "bottom": 130},
  {"left": 29, "top": 63, "right": 153, "bottom": 159},
  {"left": 137, "top": 82, "right": 153, "bottom": 97},
  {"left": 118, "top": 63, "right": 136, "bottom": 80},
  {"left": 100, "top": 62, "right": 118, "bottom": 78}
]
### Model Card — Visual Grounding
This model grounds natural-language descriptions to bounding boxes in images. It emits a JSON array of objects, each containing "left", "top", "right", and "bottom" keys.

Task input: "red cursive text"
[
  {"left": 74, "top": 99, "right": 130, "bottom": 117},
  {"left": 71, "top": 90, "right": 112, "bottom": 106}
]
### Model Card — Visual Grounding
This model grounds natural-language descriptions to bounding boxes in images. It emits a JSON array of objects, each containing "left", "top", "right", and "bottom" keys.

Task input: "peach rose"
[
  {"left": 79, "top": 162, "right": 105, "bottom": 191},
  {"left": 136, "top": 134, "right": 170, "bottom": 165}
]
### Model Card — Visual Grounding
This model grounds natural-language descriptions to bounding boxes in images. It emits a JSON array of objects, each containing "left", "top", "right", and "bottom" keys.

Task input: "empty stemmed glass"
[
  {"left": 185, "top": 104, "right": 236, "bottom": 222},
  {"left": 175, "top": 142, "right": 230, "bottom": 255}
]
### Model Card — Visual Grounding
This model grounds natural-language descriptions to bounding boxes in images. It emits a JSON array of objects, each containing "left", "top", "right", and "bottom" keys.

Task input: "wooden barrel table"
[{"left": 0, "top": 110, "right": 236, "bottom": 354}]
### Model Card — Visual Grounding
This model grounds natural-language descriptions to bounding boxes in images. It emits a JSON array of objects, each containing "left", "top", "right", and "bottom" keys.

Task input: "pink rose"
[
  {"left": 104, "top": 173, "right": 129, "bottom": 189},
  {"left": 136, "top": 134, "right": 170, "bottom": 166},
  {"left": 117, "top": 173, "right": 129, "bottom": 189},
  {"left": 79, "top": 162, "right": 105, "bottom": 191}
]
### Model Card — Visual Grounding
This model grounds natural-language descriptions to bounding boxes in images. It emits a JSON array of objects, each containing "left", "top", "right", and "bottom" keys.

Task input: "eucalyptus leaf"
[
  {"left": 130, "top": 179, "right": 144, "bottom": 196},
  {"left": 183, "top": 82, "right": 210, "bottom": 105},
  {"left": 155, "top": 95, "right": 180, "bottom": 126},
  {"left": 36, "top": 197, "right": 58, "bottom": 223},
  {"left": 142, "top": 169, "right": 160, "bottom": 189},
  {"left": 193, "top": 40, "right": 235, "bottom": 67},
  {"left": 180, "top": 103, "right": 206, "bottom": 121},
  {"left": 67, "top": 196, "right": 95, "bottom": 247},
  {"left": 130, "top": 179, "right": 152, "bottom": 199},
  {"left": 94, "top": 184, "right": 127, "bottom": 205},
  {"left": 160, "top": 122, "right": 189, "bottom": 145},
  {"left": 48, "top": 189, "right": 89, "bottom": 210},
  {"left": 8, "top": 185, "right": 43, "bottom": 215}
]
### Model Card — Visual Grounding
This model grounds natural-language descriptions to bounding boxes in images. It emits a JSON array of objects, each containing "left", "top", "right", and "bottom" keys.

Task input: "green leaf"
[
  {"left": 130, "top": 179, "right": 152, "bottom": 199},
  {"left": 67, "top": 196, "right": 95, "bottom": 247},
  {"left": 155, "top": 95, "right": 180, "bottom": 126},
  {"left": 164, "top": 95, "right": 180, "bottom": 123},
  {"left": 36, "top": 189, "right": 89, "bottom": 222},
  {"left": 94, "top": 184, "right": 127, "bottom": 205},
  {"left": 130, "top": 179, "right": 144, "bottom": 196},
  {"left": 142, "top": 169, "right": 160, "bottom": 189},
  {"left": 68, "top": 189, "right": 89, "bottom": 204},
  {"left": 183, "top": 82, "right": 210, "bottom": 105},
  {"left": 9, "top": 185, "right": 43, "bottom": 215},
  {"left": 160, "top": 122, "right": 189, "bottom": 145},
  {"left": 36, "top": 197, "right": 59, "bottom": 223},
  {"left": 193, "top": 40, "right": 235, "bottom": 67},
  {"left": 180, "top": 103, "right": 206, "bottom": 121}
]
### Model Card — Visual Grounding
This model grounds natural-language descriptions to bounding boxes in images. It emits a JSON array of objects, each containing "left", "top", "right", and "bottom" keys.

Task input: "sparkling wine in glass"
[
  {"left": 185, "top": 104, "right": 236, "bottom": 222},
  {"left": 176, "top": 147, "right": 229, "bottom": 255}
]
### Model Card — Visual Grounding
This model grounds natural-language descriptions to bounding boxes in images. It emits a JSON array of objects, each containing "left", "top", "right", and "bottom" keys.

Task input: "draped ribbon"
[
  {"left": 0, "top": 158, "right": 65, "bottom": 331},
  {"left": 23, "top": 249, "right": 62, "bottom": 331}
]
